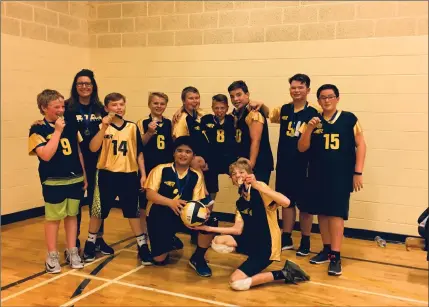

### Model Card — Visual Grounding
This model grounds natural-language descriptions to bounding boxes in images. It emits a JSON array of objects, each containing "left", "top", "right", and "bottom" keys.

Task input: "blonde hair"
[
  {"left": 148, "top": 92, "right": 169, "bottom": 106},
  {"left": 37, "top": 89, "right": 63, "bottom": 115},
  {"left": 229, "top": 158, "right": 253, "bottom": 176}
]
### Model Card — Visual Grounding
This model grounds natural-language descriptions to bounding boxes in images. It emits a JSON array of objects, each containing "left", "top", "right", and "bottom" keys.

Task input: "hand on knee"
[
  {"left": 211, "top": 240, "right": 235, "bottom": 254},
  {"left": 229, "top": 278, "right": 252, "bottom": 291}
]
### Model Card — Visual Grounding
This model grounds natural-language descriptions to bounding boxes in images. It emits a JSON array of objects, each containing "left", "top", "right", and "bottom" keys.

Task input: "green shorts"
[
  {"left": 45, "top": 198, "right": 80, "bottom": 221},
  {"left": 42, "top": 176, "right": 84, "bottom": 221}
]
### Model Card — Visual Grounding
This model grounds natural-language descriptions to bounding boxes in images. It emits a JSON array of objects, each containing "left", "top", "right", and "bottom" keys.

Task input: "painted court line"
[
  {"left": 121, "top": 249, "right": 428, "bottom": 306},
  {"left": 1, "top": 248, "right": 128, "bottom": 303},
  {"left": 69, "top": 271, "right": 237, "bottom": 307},
  {"left": 60, "top": 266, "right": 144, "bottom": 307}
]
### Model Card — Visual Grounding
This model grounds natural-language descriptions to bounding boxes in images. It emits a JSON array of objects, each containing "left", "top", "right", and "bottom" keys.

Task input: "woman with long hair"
[{"left": 66, "top": 69, "right": 113, "bottom": 255}]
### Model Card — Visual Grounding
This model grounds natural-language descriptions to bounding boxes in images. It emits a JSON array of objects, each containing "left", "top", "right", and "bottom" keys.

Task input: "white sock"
[
  {"left": 136, "top": 233, "right": 148, "bottom": 247},
  {"left": 88, "top": 232, "right": 97, "bottom": 243}
]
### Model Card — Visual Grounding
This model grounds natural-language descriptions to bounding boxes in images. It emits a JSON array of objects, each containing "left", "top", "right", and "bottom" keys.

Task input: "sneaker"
[
  {"left": 189, "top": 256, "right": 212, "bottom": 277},
  {"left": 328, "top": 259, "right": 342, "bottom": 276},
  {"left": 296, "top": 245, "right": 310, "bottom": 257},
  {"left": 138, "top": 244, "right": 153, "bottom": 266},
  {"left": 282, "top": 260, "right": 310, "bottom": 284},
  {"left": 66, "top": 247, "right": 84, "bottom": 269},
  {"left": 45, "top": 251, "right": 61, "bottom": 274},
  {"left": 309, "top": 250, "right": 330, "bottom": 264},
  {"left": 95, "top": 237, "right": 114, "bottom": 255},
  {"left": 172, "top": 235, "right": 184, "bottom": 250},
  {"left": 83, "top": 241, "right": 96, "bottom": 262},
  {"left": 281, "top": 236, "right": 294, "bottom": 251}
]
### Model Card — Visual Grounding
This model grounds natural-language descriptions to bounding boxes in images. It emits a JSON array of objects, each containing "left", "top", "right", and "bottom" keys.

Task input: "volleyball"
[{"left": 180, "top": 200, "right": 208, "bottom": 227}]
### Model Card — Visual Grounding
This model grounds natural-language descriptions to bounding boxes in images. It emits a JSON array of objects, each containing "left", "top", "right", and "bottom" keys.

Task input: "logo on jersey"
[
  {"left": 194, "top": 126, "right": 201, "bottom": 131},
  {"left": 104, "top": 134, "right": 114, "bottom": 139},
  {"left": 282, "top": 116, "right": 289, "bottom": 120},
  {"left": 314, "top": 129, "right": 324, "bottom": 134},
  {"left": 164, "top": 181, "right": 175, "bottom": 187},
  {"left": 206, "top": 123, "right": 215, "bottom": 128}
]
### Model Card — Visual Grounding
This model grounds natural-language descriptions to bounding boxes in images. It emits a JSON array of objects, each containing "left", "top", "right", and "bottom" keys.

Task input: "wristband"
[{"left": 354, "top": 171, "right": 362, "bottom": 175}]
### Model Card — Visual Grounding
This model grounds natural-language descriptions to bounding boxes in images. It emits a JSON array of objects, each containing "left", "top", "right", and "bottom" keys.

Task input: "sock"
[
  {"left": 301, "top": 235, "right": 310, "bottom": 247},
  {"left": 88, "top": 232, "right": 97, "bottom": 243},
  {"left": 193, "top": 246, "right": 208, "bottom": 260},
  {"left": 323, "top": 244, "right": 331, "bottom": 253},
  {"left": 330, "top": 250, "right": 340, "bottom": 261},
  {"left": 282, "top": 232, "right": 292, "bottom": 239},
  {"left": 272, "top": 270, "right": 286, "bottom": 281},
  {"left": 136, "top": 233, "right": 148, "bottom": 247}
]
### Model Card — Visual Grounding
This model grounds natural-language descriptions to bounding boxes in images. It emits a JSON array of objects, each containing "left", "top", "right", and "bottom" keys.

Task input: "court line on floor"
[
  {"left": 1, "top": 246, "right": 132, "bottom": 303},
  {"left": 122, "top": 248, "right": 428, "bottom": 305},
  {"left": 0, "top": 235, "right": 135, "bottom": 292},
  {"left": 68, "top": 271, "right": 237, "bottom": 307},
  {"left": 60, "top": 266, "right": 144, "bottom": 307}
]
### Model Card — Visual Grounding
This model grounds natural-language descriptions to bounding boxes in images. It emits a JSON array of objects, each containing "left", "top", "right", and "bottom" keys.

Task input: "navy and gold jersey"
[
  {"left": 96, "top": 121, "right": 144, "bottom": 173},
  {"left": 300, "top": 110, "right": 361, "bottom": 194},
  {"left": 270, "top": 102, "right": 319, "bottom": 171},
  {"left": 235, "top": 182, "right": 281, "bottom": 261},
  {"left": 144, "top": 163, "right": 206, "bottom": 215},
  {"left": 137, "top": 116, "right": 173, "bottom": 173},
  {"left": 201, "top": 114, "right": 237, "bottom": 166},
  {"left": 28, "top": 120, "right": 83, "bottom": 184},
  {"left": 172, "top": 109, "right": 208, "bottom": 157},
  {"left": 234, "top": 108, "right": 274, "bottom": 172}
]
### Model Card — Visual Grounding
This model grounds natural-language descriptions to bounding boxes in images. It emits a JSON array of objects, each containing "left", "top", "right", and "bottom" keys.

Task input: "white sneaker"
[
  {"left": 66, "top": 247, "right": 84, "bottom": 269},
  {"left": 45, "top": 251, "right": 61, "bottom": 274}
]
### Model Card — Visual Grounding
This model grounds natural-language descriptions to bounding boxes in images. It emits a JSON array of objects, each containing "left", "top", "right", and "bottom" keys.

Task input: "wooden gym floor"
[{"left": 1, "top": 207, "right": 428, "bottom": 306}]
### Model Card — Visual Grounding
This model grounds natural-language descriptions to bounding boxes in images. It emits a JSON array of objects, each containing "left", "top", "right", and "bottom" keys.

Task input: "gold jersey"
[{"left": 96, "top": 121, "right": 144, "bottom": 173}]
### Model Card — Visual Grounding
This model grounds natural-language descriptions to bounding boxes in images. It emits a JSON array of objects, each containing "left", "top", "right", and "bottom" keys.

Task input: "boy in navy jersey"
[
  {"left": 298, "top": 84, "right": 366, "bottom": 276},
  {"left": 28, "top": 89, "right": 87, "bottom": 273}
]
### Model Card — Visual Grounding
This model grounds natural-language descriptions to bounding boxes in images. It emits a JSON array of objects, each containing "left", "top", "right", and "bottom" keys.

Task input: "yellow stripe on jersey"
[
  {"left": 136, "top": 118, "right": 147, "bottom": 137},
  {"left": 191, "top": 168, "right": 206, "bottom": 201},
  {"left": 299, "top": 122, "right": 307, "bottom": 134},
  {"left": 43, "top": 175, "right": 84, "bottom": 186},
  {"left": 245, "top": 110, "right": 265, "bottom": 127},
  {"left": 77, "top": 131, "right": 83, "bottom": 143},
  {"left": 28, "top": 133, "right": 47, "bottom": 155},
  {"left": 234, "top": 210, "right": 243, "bottom": 223},
  {"left": 96, "top": 122, "right": 140, "bottom": 173},
  {"left": 353, "top": 120, "right": 363, "bottom": 136},
  {"left": 172, "top": 113, "right": 190, "bottom": 138},
  {"left": 269, "top": 106, "right": 281, "bottom": 124},
  {"left": 144, "top": 163, "right": 167, "bottom": 192}
]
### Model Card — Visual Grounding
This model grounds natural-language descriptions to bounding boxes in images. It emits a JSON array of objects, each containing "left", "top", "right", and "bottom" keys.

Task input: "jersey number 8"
[{"left": 217, "top": 130, "right": 225, "bottom": 143}]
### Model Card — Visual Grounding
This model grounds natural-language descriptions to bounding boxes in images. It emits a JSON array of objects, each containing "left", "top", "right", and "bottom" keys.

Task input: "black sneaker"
[
  {"left": 281, "top": 236, "right": 294, "bottom": 251},
  {"left": 296, "top": 245, "right": 310, "bottom": 257},
  {"left": 328, "top": 259, "right": 342, "bottom": 276},
  {"left": 189, "top": 256, "right": 212, "bottom": 277},
  {"left": 309, "top": 250, "right": 330, "bottom": 264},
  {"left": 172, "top": 235, "right": 184, "bottom": 250},
  {"left": 138, "top": 244, "right": 153, "bottom": 266},
  {"left": 95, "top": 237, "right": 114, "bottom": 255},
  {"left": 83, "top": 241, "right": 96, "bottom": 262},
  {"left": 282, "top": 260, "right": 310, "bottom": 284}
]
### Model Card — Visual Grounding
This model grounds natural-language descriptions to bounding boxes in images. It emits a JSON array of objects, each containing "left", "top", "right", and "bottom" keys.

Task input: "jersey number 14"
[{"left": 112, "top": 140, "right": 128, "bottom": 156}]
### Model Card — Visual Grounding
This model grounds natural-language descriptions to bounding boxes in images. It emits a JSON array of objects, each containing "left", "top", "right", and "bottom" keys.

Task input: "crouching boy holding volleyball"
[{"left": 144, "top": 136, "right": 215, "bottom": 277}]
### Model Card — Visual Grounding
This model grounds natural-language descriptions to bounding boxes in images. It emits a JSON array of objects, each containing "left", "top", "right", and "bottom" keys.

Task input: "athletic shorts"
[
  {"left": 138, "top": 190, "right": 148, "bottom": 210},
  {"left": 147, "top": 204, "right": 183, "bottom": 257},
  {"left": 42, "top": 179, "right": 84, "bottom": 221},
  {"left": 307, "top": 191, "right": 351, "bottom": 220},
  {"left": 91, "top": 170, "right": 140, "bottom": 219},
  {"left": 275, "top": 168, "right": 308, "bottom": 212}
]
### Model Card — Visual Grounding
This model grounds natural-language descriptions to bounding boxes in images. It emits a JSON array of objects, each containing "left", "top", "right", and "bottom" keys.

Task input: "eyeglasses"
[
  {"left": 318, "top": 96, "right": 337, "bottom": 101},
  {"left": 76, "top": 82, "right": 93, "bottom": 88}
]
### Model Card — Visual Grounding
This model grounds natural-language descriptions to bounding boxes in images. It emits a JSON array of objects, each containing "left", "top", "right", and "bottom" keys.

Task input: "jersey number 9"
[{"left": 60, "top": 138, "right": 72, "bottom": 156}]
